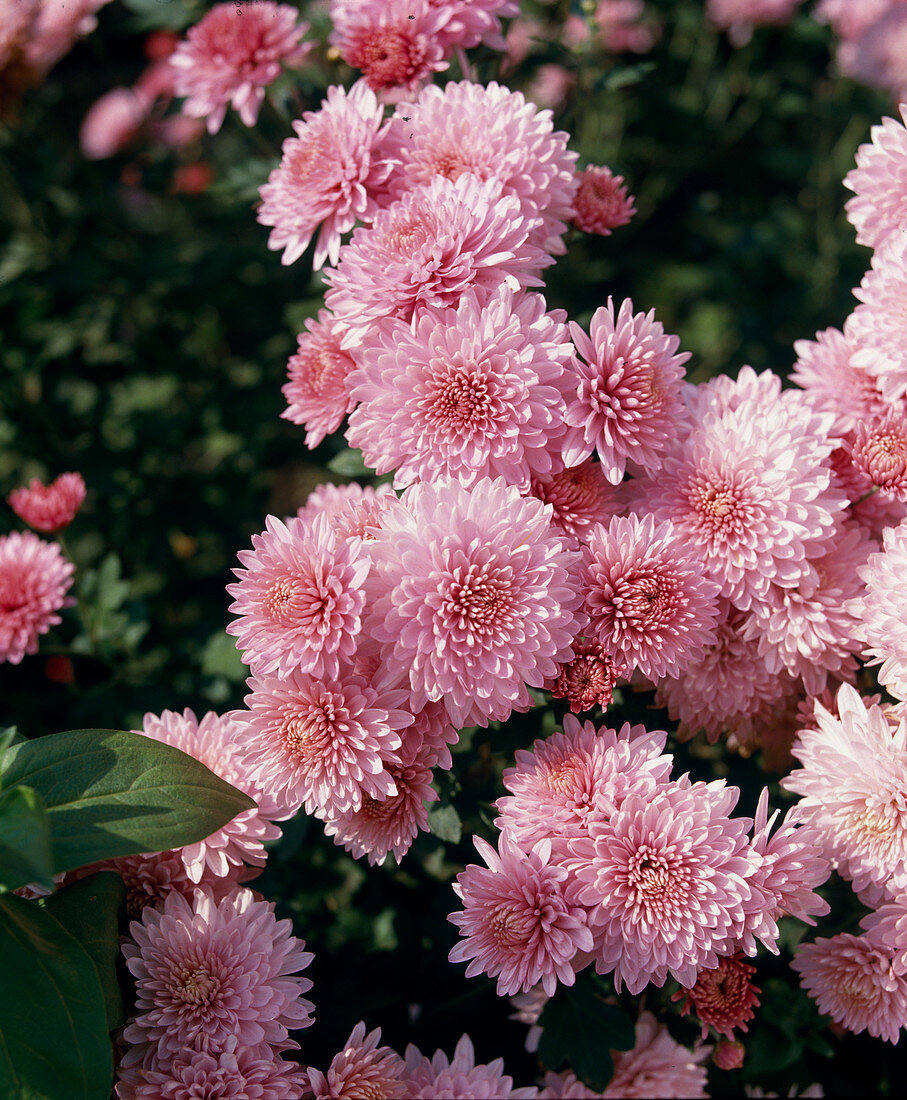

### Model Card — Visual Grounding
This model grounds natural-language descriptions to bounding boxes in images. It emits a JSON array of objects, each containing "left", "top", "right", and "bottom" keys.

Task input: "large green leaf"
[
  {"left": 0, "top": 893, "right": 112, "bottom": 1100},
  {"left": 0, "top": 729, "right": 255, "bottom": 874},
  {"left": 40, "top": 872, "right": 126, "bottom": 1031},
  {"left": 0, "top": 786, "right": 54, "bottom": 893}
]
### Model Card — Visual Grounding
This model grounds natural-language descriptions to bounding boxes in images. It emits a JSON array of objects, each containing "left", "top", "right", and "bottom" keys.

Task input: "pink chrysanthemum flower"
[
  {"left": 530, "top": 459, "right": 618, "bottom": 543},
  {"left": 346, "top": 285, "right": 573, "bottom": 490},
  {"left": 170, "top": 2, "right": 310, "bottom": 134},
  {"left": 674, "top": 954, "right": 761, "bottom": 1040},
  {"left": 400, "top": 698, "right": 460, "bottom": 770},
  {"left": 496, "top": 716, "right": 672, "bottom": 861},
  {"left": 449, "top": 834, "right": 594, "bottom": 996},
  {"left": 7, "top": 471, "right": 85, "bottom": 532},
  {"left": 782, "top": 684, "right": 907, "bottom": 902},
  {"left": 226, "top": 512, "right": 370, "bottom": 681},
  {"left": 814, "top": 0, "right": 894, "bottom": 42},
  {"left": 561, "top": 297, "right": 690, "bottom": 482},
  {"left": 550, "top": 640, "right": 619, "bottom": 714},
  {"left": 429, "top": 0, "right": 519, "bottom": 51},
  {"left": 243, "top": 667, "right": 411, "bottom": 819},
  {"left": 380, "top": 80, "right": 578, "bottom": 257},
  {"left": 861, "top": 894, "right": 907, "bottom": 975},
  {"left": 540, "top": 1070, "right": 601, "bottom": 1098},
  {"left": 307, "top": 1021, "right": 405, "bottom": 1100},
  {"left": 570, "top": 777, "right": 765, "bottom": 993},
  {"left": 402, "top": 1034, "right": 538, "bottom": 1099},
  {"left": 257, "top": 81, "right": 394, "bottom": 269},
  {"left": 297, "top": 481, "right": 398, "bottom": 544},
  {"left": 122, "top": 887, "right": 314, "bottom": 1060},
  {"left": 637, "top": 382, "right": 846, "bottom": 610},
  {"left": 571, "top": 166, "right": 636, "bottom": 236},
  {"left": 792, "top": 931, "right": 907, "bottom": 1044},
  {"left": 849, "top": 233, "right": 907, "bottom": 404},
  {"left": 845, "top": 105, "right": 907, "bottom": 250},
  {"left": 115, "top": 1037, "right": 305, "bottom": 1100},
  {"left": 706, "top": 0, "right": 800, "bottom": 45},
  {"left": 846, "top": 6, "right": 907, "bottom": 104},
  {"left": 324, "top": 174, "right": 549, "bottom": 349},
  {"left": 329, "top": 0, "right": 449, "bottom": 94},
  {"left": 367, "top": 477, "right": 584, "bottom": 728},
  {"left": 857, "top": 519, "right": 907, "bottom": 698},
  {"left": 0, "top": 530, "right": 74, "bottom": 664},
  {"left": 281, "top": 310, "right": 358, "bottom": 448},
  {"left": 849, "top": 409, "right": 907, "bottom": 499},
  {"left": 580, "top": 512, "right": 721, "bottom": 681},
  {"left": 136, "top": 708, "right": 282, "bottom": 881},
  {"left": 603, "top": 1011, "right": 709, "bottom": 1099}
]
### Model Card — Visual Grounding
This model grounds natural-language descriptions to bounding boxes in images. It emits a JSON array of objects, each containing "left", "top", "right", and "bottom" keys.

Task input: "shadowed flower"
[
  {"left": 530, "top": 459, "right": 618, "bottom": 543},
  {"left": 7, "top": 471, "right": 85, "bottom": 531},
  {"left": 402, "top": 1034, "right": 538, "bottom": 1098},
  {"left": 674, "top": 954, "right": 761, "bottom": 1040},
  {"left": 602, "top": 1010, "right": 709, "bottom": 1098},
  {"left": 307, "top": 1021, "right": 405, "bottom": 1099},
  {"left": 550, "top": 640, "right": 619, "bottom": 714},
  {"left": 281, "top": 310, "right": 358, "bottom": 447},
  {"left": 571, "top": 166, "right": 636, "bottom": 236}
]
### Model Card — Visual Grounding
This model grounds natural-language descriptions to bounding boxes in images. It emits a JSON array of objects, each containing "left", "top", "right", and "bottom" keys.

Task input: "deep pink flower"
[
  {"left": 258, "top": 81, "right": 394, "bottom": 268},
  {"left": 562, "top": 297, "right": 690, "bottom": 482},
  {"left": 550, "top": 640, "right": 619, "bottom": 714},
  {"left": 571, "top": 166, "right": 636, "bottom": 236},
  {"left": 602, "top": 1011, "right": 709, "bottom": 1099},
  {"left": 122, "top": 887, "right": 314, "bottom": 1060},
  {"left": 402, "top": 1034, "right": 538, "bottom": 1099},
  {"left": 674, "top": 954, "right": 761, "bottom": 1040},
  {"left": 307, "top": 1021, "right": 405, "bottom": 1100},
  {"left": 7, "top": 471, "right": 85, "bottom": 531},
  {"left": 856, "top": 518, "right": 907, "bottom": 698},
  {"left": 0, "top": 530, "right": 74, "bottom": 664},
  {"left": 281, "top": 310, "right": 358, "bottom": 447},
  {"left": 530, "top": 460, "right": 618, "bottom": 543},
  {"left": 345, "top": 285, "right": 574, "bottom": 490},
  {"left": 845, "top": 105, "right": 907, "bottom": 250},
  {"left": 170, "top": 2, "right": 310, "bottom": 133},
  {"left": 367, "top": 477, "right": 584, "bottom": 728}
]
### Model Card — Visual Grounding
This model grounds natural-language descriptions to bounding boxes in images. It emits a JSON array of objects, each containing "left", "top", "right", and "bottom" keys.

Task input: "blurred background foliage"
[{"left": 1, "top": 0, "right": 905, "bottom": 1093}]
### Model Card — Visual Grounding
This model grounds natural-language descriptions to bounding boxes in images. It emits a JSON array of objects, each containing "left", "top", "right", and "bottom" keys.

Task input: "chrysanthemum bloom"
[
  {"left": 257, "top": 81, "right": 394, "bottom": 269},
  {"left": 79, "top": 86, "right": 148, "bottom": 159},
  {"left": 782, "top": 684, "right": 907, "bottom": 902},
  {"left": 346, "top": 285, "right": 574, "bottom": 490},
  {"left": 636, "top": 383, "right": 846, "bottom": 611},
  {"left": 845, "top": 105, "right": 907, "bottom": 250},
  {"left": 846, "top": 5, "right": 907, "bottom": 104},
  {"left": 122, "top": 887, "right": 314, "bottom": 1060},
  {"left": 530, "top": 460, "right": 618, "bottom": 543},
  {"left": 570, "top": 777, "right": 766, "bottom": 993},
  {"left": 170, "top": 2, "right": 310, "bottom": 133},
  {"left": 856, "top": 519, "right": 907, "bottom": 698},
  {"left": 572, "top": 166, "right": 636, "bottom": 236},
  {"left": 324, "top": 174, "right": 549, "bottom": 349},
  {"left": 849, "top": 233, "right": 907, "bottom": 404},
  {"left": 711, "top": 1039, "right": 745, "bottom": 1071},
  {"left": 706, "top": 0, "right": 801, "bottom": 44},
  {"left": 297, "top": 481, "right": 398, "bottom": 544},
  {"left": 329, "top": 0, "right": 449, "bottom": 94},
  {"left": 367, "top": 477, "right": 584, "bottom": 728},
  {"left": 24, "top": 0, "right": 111, "bottom": 75},
  {"left": 428, "top": 0, "right": 519, "bottom": 52},
  {"left": 792, "top": 930, "right": 907, "bottom": 1044},
  {"left": 561, "top": 297, "right": 690, "bottom": 482},
  {"left": 550, "top": 640, "right": 619, "bottom": 714},
  {"left": 595, "top": 1, "right": 660, "bottom": 55},
  {"left": 307, "top": 1021, "right": 405, "bottom": 1100},
  {"left": 402, "top": 1034, "right": 538, "bottom": 1099},
  {"left": 243, "top": 666, "right": 411, "bottom": 819},
  {"left": 7, "top": 471, "right": 85, "bottom": 531},
  {"left": 861, "top": 894, "right": 907, "bottom": 977},
  {"left": 674, "top": 954, "right": 761, "bottom": 1040},
  {"left": 379, "top": 81, "right": 578, "bottom": 257},
  {"left": 849, "top": 410, "right": 907, "bottom": 500},
  {"left": 539, "top": 1070, "right": 601, "bottom": 1098},
  {"left": 581, "top": 512, "right": 721, "bottom": 682},
  {"left": 496, "top": 716, "right": 673, "bottom": 862},
  {"left": 136, "top": 708, "right": 283, "bottom": 880},
  {"left": 115, "top": 1036, "right": 306, "bottom": 1100},
  {"left": 226, "top": 512, "right": 370, "bottom": 680},
  {"left": 603, "top": 1011, "right": 709, "bottom": 1099},
  {"left": 813, "top": 0, "right": 894, "bottom": 42},
  {"left": 280, "top": 311, "right": 358, "bottom": 448},
  {"left": 0, "top": 530, "right": 74, "bottom": 664},
  {"left": 449, "top": 834, "right": 593, "bottom": 996}
]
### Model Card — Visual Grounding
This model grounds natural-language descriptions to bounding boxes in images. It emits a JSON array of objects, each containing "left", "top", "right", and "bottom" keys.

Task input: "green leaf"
[
  {"left": 0, "top": 786, "right": 54, "bottom": 892},
  {"left": 427, "top": 803, "right": 462, "bottom": 845},
  {"left": 40, "top": 873, "right": 126, "bottom": 1031},
  {"left": 326, "top": 447, "right": 372, "bottom": 477},
  {"left": 537, "top": 977, "right": 636, "bottom": 1092},
  {"left": 0, "top": 729, "right": 255, "bottom": 874},
  {"left": 0, "top": 893, "right": 112, "bottom": 1100}
]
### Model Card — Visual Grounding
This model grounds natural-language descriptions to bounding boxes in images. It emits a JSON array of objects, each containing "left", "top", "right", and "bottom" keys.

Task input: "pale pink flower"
[
  {"left": 581, "top": 512, "right": 721, "bottom": 681},
  {"left": 428, "top": 0, "right": 519, "bottom": 52},
  {"left": 856, "top": 518, "right": 907, "bottom": 697},
  {"left": 845, "top": 105, "right": 907, "bottom": 250},
  {"left": 122, "top": 887, "right": 314, "bottom": 1060},
  {"left": 550, "top": 640, "right": 619, "bottom": 714},
  {"left": 849, "top": 409, "right": 907, "bottom": 499},
  {"left": 595, "top": 1, "right": 659, "bottom": 54},
  {"left": 19, "top": 1, "right": 110, "bottom": 77},
  {"left": 281, "top": 310, "right": 358, "bottom": 447},
  {"left": 7, "top": 471, "right": 85, "bottom": 532},
  {"left": 226, "top": 512, "right": 370, "bottom": 680},
  {"left": 367, "top": 477, "right": 584, "bottom": 728},
  {"left": 782, "top": 684, "right": 907, "bottom": 902},
  {"left": 572, "top": 166, "right": 636, "bottom": 236},
  {"left": 707, "top": 0, "right": 801, "bottom": 45},
  {"left": 257, "top": 81, "right": 394, "bottom": 268},
  {"left": 307, "top": 1021, "right": 405, "bottom": 1099},
  {"left": 329, "top": 0, "right": 449, "bottom": 94},
  {"left": 496, "top": 716, "right": 672, "bottom": 861},
  {"left": 297, "top": 481, "right": 398, "bottom": 542},
  {"left": 0, "top": 0, "right": 39, "bottom": 71},
  {"left": 849, "top": 231, "right": 907, "bottom": 403},
  {"left": 170, "top": 2, "right": 310, "bottom": 133},
  {"left": 561, "top": 297, "right": 690, "bottom": 481},
  {"left": 380, "top": 80, "right": 578, "bottom": 257},
  {"left": 0, "top": 530, "right": 73, "bottom": 664},
  {"left": 847, "top": 5, "right": 907, "bottom": 103},
  {"left": 792, "top": 931, "right": 907, "bottom": 1044},
  {"left": 540, "top": 1071, "right": 602, "bottom": 1098},
  {"left": 509, "top": 985, "right": 548, "bottom": 1054},
  {"left": 324, "top": 174, "right": 549, "bottom": 349},
  {"left": 860, "top": 894, "right": 907, "bottom": 975},
  {"left": 674, "top": 954, "right": 760, "bottom": 1040},
  {"left": 814, "top": 0, "right": 896, "bottom": 42},
  {"left": 346, "top": 285, "right": 574, "bottom": 490},
  {"left": 243, "top": 666, "right": 411, "bottom": 819},
  {"left": 526, "top": 63, "right": 575, "bottom": 111},
  {"left": 530, "top": 460, "right": 618, "bottom": 543},
  {"left": 80, "top": 87, "right": 148, "bottom": 159},
  {"left": 402, "top": 1034, "right": 538, "bottom": 1098},
  {"left": 603, "top": 1011, "right": 709, "bottom": 1099}
]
